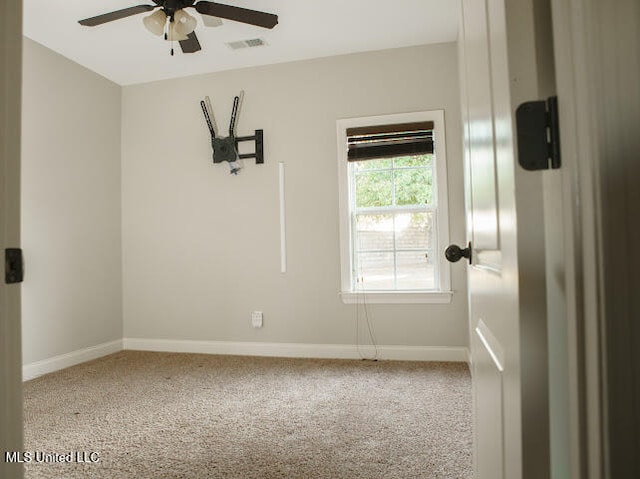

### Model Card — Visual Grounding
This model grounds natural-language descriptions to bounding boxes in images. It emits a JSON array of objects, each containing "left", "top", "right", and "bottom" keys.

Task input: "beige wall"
[
  {"left": 122, "top": 43, "right": 468, "bottom": 347},
  {"left": 21, "top": 38, "right": 123, "bottom": 364}
]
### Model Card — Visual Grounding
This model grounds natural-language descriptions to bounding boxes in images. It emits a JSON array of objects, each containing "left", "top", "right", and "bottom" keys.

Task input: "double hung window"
[{"left": 337, "top": 111, "right": 451, "bottom": 303}]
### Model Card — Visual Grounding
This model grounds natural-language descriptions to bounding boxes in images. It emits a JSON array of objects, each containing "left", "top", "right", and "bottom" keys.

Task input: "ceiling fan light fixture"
[
  {"left": 173, "top": 9, "right": 197, "bottom": 36},
  {"left": 167, "top": 22, "right": 189, "bottom": 42},
  {"left": 143, "top": 9, "right": 167, "bottom": 36}
]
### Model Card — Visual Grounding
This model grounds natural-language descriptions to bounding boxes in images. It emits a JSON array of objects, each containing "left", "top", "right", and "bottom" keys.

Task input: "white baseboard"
[
  {"left": 22, "top": 339, "right": 468, "bottom": 382},
  {"left": 23, "top": 339, "right": 123, "bottom": 381},
  {"left": 123, "top": 338, "right": 469, "bottom": 363}
]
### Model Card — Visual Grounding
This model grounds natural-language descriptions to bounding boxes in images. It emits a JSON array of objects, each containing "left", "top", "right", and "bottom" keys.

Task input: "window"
[{"left": 337, "top": 111, "right": 452, "bottom": 304}]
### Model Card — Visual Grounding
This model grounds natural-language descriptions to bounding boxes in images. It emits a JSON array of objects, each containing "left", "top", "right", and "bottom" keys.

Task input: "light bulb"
[
  {"left": 143, "top": 9, "right": 167, "bottom": 37},
  {"left": 173, "top": 9, "right": 197, "bottom": 36}
]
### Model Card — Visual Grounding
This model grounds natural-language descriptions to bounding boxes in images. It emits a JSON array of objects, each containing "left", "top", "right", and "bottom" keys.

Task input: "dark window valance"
[{"left": 346, "top": 121, "right": 434, "bottom": 162}]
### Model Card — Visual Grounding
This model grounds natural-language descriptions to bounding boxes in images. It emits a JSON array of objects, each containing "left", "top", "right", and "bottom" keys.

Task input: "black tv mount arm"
[{"left": 200, "top": 92, "right": 264, "bottom": 174}]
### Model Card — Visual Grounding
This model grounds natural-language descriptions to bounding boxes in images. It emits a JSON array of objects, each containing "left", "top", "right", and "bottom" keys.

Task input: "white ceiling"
[{"left": 23, "top": 0, "right": 460, "bottom": 86}]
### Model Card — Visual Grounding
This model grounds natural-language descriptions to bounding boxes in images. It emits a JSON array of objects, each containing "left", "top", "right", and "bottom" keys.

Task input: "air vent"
[{"left": 226, "top": 38, "right": 266, "bottom": 50}]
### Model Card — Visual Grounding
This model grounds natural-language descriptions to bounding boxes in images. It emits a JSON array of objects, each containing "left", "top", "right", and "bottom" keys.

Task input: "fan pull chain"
[
  {"left": 163, "top": 21, "right": 174, "bottom": 56},
  {"left": 170, "top": 18, "right": 174, "bottom": 56}
]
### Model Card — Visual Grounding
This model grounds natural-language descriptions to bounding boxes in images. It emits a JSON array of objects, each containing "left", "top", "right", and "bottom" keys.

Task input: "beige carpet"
[{"left": 23, "top": 351, "right": 472, "bottom": 478}]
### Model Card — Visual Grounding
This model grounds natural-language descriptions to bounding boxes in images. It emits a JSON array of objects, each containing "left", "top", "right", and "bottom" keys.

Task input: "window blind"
[{"left": 346, "top": 121, "right": 434, "bottom": 162}]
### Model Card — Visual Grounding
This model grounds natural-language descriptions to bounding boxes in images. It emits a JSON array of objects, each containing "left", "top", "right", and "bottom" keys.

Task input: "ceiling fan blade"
[
  {"left": 179, "top": 32, "right": 202, "bottom": 54},
  {"left": 194, "top": 1, "right": 278, "bottom": 29},
  {"left": 78, "top": 5, "right": 156, "bottom": 27}
]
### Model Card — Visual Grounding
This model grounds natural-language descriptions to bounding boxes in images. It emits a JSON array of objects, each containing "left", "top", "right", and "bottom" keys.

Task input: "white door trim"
[{"left": 550, "top": 0, "right": 640, "bottom": 476}]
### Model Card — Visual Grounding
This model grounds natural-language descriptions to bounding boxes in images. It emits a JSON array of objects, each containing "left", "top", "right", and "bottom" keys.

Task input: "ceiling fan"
[{"left": 78, "top": 1, "right": 278, "bottom": 55}]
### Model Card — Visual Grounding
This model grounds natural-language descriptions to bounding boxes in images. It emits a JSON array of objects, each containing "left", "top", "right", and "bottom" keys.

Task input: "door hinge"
[
  {"left": 5, "top": 248, "right": 23, "bottom": 284},
  {"left": 516, "top": 96, "right": 561, "bottom": 171}
]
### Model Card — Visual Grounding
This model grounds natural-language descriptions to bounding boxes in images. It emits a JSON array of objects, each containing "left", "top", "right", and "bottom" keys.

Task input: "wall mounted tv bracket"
[{"left": 200, "top": 92, "right": 264, "bottom": 175}]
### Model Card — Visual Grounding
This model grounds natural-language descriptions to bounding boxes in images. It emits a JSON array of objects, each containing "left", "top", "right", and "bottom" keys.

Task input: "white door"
[
  {"left": 458, "top": 1, "right": 518, "bottom": 476},
  {"left": 456, "top": 0, "right": 555, "bottom": 478},
  {"left": 0, "top": 1, "right": 24, "bottom": 478}
]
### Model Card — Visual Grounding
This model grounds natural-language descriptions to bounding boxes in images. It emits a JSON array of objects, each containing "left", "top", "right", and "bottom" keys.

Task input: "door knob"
[{"left": 445, "top": 242, "right": 472, "bottom": 264}]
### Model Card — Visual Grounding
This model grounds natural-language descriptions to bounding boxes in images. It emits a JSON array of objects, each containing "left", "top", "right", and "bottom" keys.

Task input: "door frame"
[
  {"left": 548, "top": 0, "right": 601, "bottom": 474},
  {"left": 0, "top": 1, "right": 24, "bottom": 478},
  {"left": 550, "top": 0, "right": 640, "bottom": 476}
]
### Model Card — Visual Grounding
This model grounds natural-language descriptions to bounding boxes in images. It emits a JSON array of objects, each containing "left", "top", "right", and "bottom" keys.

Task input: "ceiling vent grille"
[{"left": 226, "top": 38, "right": 266, "bottom": 50}]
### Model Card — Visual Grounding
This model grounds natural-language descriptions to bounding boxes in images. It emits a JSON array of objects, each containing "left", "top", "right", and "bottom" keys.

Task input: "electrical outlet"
[{"left": 251, "top": 311, "right": 263, "bottom": 328}]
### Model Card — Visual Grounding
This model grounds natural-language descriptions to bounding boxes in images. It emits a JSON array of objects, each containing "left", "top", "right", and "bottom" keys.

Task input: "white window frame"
[{"left": 337, "top": 110, "right": 452, "bottom": 304}]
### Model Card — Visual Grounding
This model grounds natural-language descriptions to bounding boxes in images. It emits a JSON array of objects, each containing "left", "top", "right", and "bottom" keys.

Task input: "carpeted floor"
[{"left": 22, "top": 351, "right": 472, "bottom": 478}]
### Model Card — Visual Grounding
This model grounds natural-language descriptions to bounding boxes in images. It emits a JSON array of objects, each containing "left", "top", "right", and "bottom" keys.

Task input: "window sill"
[{"left": 339, "top": 291, "right": 453, "bottom": 304}]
